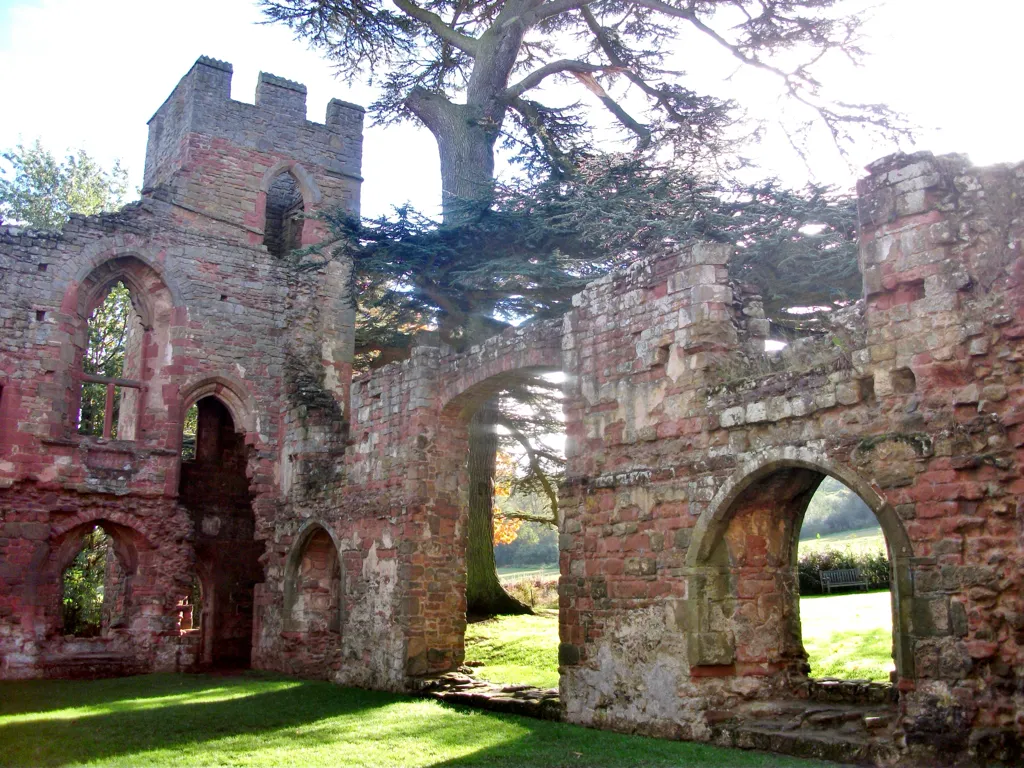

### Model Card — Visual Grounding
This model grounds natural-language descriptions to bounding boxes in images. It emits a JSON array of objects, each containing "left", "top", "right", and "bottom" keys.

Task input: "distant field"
[
  {"left": 798, "top": 525, "right": 886, "bottom": 554},
  {"left": 497, "top": 564, "right": 559, "bottom": 583}
]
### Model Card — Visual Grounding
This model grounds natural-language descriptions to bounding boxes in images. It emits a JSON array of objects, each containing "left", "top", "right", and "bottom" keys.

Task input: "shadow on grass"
[
  {"left": 0, "top": 673, "right": 264, "bottom": 718},
  {"left": 0, "top": 674, "right": 829, "bottom": 768},
  {"left": 0, "top": 674, "right": 397, "bottom": 767}
]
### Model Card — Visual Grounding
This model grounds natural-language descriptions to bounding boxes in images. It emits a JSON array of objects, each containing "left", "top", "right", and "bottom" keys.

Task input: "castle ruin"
[{"left": 1, "top": 57, "right": 1022, "bottom": 765}]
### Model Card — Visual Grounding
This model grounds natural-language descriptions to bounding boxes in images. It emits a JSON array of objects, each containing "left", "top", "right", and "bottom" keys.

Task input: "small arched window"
[{"left": 263, "top": 171, "right": 304, "bottom": 256}]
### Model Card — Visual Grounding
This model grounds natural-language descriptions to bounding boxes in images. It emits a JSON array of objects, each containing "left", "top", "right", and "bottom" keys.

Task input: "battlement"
[{"left": 142, "top": 57, "right": 364, "bottom": 237}]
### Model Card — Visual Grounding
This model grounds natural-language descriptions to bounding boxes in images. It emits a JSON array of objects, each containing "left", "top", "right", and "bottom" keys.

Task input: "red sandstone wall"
[{"left": 557, "top": 152, "right": 1024, "bottom": 762}]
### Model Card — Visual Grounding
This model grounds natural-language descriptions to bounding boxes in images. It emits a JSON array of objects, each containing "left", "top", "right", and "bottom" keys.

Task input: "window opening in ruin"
[
  {"left": 61, "top": 524, "right": 128, "bottom": 637},
  {"left": 177, "top": 576, "right": 203, "bottom": 633},
  {"left": 78, "top": 281, "right": 143, "bottom": 439},
  {"left": 263, "top": 171, "right": 304, "bottom": 257},
  {"left": 461, "top": 370, "right": 565, "bottom": 690},
  {"left": 181, "top": 403, "right": 199, "bottom": 460},
  {"left": 797, "top": 477, "right": 894, "bottom": 683}
]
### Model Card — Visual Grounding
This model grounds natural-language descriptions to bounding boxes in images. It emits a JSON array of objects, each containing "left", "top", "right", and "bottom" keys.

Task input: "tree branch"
[
  {"left": 505, "top": 59, "right": 607, "bottom": 100},
  {"left": 392, "top": 0, "right": 479, "bottom": 55},
  {"left": 497, "top": 414, "right": 560, "bottom": 527},
  {"left": 497, "top": 509, "right": 556, "bottom": 525},
  {"left": 527, "top": 0, "right": 590, "bottom": 23}
]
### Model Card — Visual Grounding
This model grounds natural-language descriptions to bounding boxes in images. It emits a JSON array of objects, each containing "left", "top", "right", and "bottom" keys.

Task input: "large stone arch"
[
  {"left": 438, "top": 321, "right": 564, "bottom": 416},
  {"left": 687, "top": 446, "right": 914, "bottom": 567},
  {"left": 407, "top": 324, "right": 565, "bottom": 677},
  {"left": 684, "top": 445, "right": 916, "bottom": 681}
]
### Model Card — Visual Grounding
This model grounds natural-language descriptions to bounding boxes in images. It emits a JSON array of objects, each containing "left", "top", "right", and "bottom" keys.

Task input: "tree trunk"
[
  {"left": 465, "top": 399, "right": 532, "bottom": 618},
  {"left": 406, "top": 88, "right": 500, "bottom": 224}
]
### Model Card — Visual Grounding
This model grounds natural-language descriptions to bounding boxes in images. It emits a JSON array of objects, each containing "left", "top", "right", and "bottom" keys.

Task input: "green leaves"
[
  {"left": 61, "top": 526, "right": 112, "bottom": 637},
  {"left": 327, "top": 153, "right": 859, "bottom": 365},
  {"left": 79, "top": 283, "right": 132, "bottom": 438},
  {"left": 0, "top": 140, "right": 129, "bottom": 230}
]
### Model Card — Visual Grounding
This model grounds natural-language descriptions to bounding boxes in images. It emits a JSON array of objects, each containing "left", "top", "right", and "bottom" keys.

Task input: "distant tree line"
[
  {"left": 494, "top": 520, "right": 558, "bottom": 568},
  {"left": 800, "top": 477, "right": 877, "bottom": 539}
]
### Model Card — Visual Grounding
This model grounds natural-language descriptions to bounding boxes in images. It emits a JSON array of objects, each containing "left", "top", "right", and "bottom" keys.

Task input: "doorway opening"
[{"left": 178, "top": 395, "right": 260, "bottom": 668}]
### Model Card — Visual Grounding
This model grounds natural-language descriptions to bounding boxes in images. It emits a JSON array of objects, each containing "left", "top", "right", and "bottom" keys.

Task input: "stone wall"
[
  {"left": 554, "top": 152, "right": 1024, "bottom": 763},
  {"left": 2, "top": 56, "right": 1022, "bottom": 764},
  {"left": 0, "top": 58, "right": 361, "bottom": 679}
]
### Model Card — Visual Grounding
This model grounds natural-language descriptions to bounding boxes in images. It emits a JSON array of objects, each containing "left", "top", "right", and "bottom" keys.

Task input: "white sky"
[{"left": 0, "top": 0, "right": 1021, "bottom": 218}]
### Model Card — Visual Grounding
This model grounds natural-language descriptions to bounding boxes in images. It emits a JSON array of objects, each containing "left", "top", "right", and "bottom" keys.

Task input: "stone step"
[
  {"left": 412, "top": 671, "right": 562, "bottom": 722},
  {"left": 714, "top": 723, "right": 901, "bottom": 766},
  {"left": 39, "top": 652, "right": 143, "bottom": 679}
]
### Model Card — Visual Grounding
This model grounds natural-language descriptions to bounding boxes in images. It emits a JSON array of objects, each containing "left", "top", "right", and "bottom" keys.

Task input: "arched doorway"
[
  {"left": 432, "top": 362, "right": 565, "bottom": 688},
  {"left": 178, "top": 395, "right": 261, "bottom": 668}
]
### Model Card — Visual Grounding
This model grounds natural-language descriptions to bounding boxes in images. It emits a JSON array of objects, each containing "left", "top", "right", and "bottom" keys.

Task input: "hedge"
[{"left": 798, "top": 546, "right": 890, "bottom": 595}]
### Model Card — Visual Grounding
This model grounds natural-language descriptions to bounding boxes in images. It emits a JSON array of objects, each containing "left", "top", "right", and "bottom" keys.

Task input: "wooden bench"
[{"left": 819, "top": 567, "right": 869, "bottom": 594}]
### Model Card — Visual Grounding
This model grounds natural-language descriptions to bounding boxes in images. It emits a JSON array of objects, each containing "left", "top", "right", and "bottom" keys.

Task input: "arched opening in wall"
[
  {"left": 176, "top": 575, "right": 203, "bottom": 632},
  {"left": 282, "top": 526, "right": 342, "bottom": 676},
  {"left": 60, "top": 524, "right": 131, "bottom": 637},
  {"left": 691, "top": 461, "right": 912, "bottom": 707},
  {"left": 263, "top": 171, "right": 304, "bottom": 257},
  {"left": 178, "top": 395, "right": 261, "bottom": 668},
  {"left": 797, "top": 477, "right": 894, "bottom": 682},
  {"left": 78, "top": 281, "right": 144, "bottom": 439},
  {"left": 181, "top": 403, "right": 198, "bottom": 460},
  {"left": 447, "top": 367, "right": 565, "bottom": 691}
]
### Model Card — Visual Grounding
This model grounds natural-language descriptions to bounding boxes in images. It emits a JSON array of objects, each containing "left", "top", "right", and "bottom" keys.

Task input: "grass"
[
  {"left": 801, "top": 590, "right": 894, "bottom": 682},
  {"left": 466, "top": 592, "right": 895, "bottom": 688},
  {"left": 465, "top": 610, "right": 560, "bottom": 689},
  {"left": 0, "top": 673, "right": 829, "bottom": 768},
  {"left": 798, "top": 526, "right": 886, "bottom": 555},
  {"left": 496, "top": 565, "right": 559, "bottom": 583}
]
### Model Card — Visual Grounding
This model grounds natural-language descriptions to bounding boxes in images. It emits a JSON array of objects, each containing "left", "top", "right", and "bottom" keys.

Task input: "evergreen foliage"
[{"left": 324, "top": 156, "right": 860, "bottom": 361}]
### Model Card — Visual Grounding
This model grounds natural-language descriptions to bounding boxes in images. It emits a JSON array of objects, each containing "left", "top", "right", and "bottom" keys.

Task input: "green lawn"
[
  {"left": 465, "top": 610, "right": 560, "bottom": 689},
  {"left": 801, "top": 590, "right": 894, "bottom": 681},
  {"left": 466, "top": 591, "right": 895, "bottom": 688},
  {"left": 0, "top": 673, "right": 828, "bottom": 768},
  {"left": 798, "top": 526, "right": 886, "bottom": 555},
  {"left": 496, "top": 565, "right": 559, "bottom": 584}
]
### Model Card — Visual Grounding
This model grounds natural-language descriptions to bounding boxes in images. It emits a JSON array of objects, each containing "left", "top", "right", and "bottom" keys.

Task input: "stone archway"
[
  {"left": 684, "top": 447, "right": 915, "bottom": 682},
  {"left": 178, "top": 394, "right": 262, "bottom": 668}
]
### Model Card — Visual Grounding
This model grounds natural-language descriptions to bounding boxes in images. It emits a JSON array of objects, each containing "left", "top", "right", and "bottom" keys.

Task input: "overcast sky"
[{"left": 0, "top": 0, "right": 1020, "bottom": 218}]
